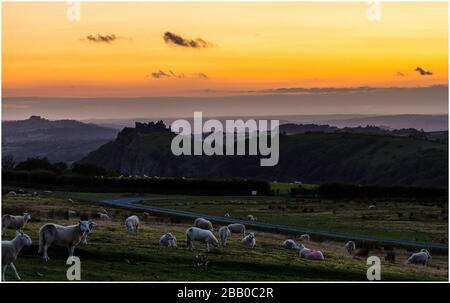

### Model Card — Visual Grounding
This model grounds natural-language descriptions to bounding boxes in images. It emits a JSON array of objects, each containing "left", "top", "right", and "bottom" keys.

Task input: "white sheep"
[
  {"left": 345, "top": 241, "right": 356, "bottom": 255},
  {"left": 185, "top": 227, "right": 219, "bottom": 251},
  {"left": 227, "top": 223, "right": 246, "bottom": 235},
  {"left": 299, "top": 234, "right": 310, "bottom": 242},
  {"left": 247, "top": 214, "right": 257, "bottom": 221},
  {"left": 125, "top": 215, "right": 140, "bottom": 233},
  {"left": 368, "top": 205, "right": 376, "bottom": 210},
  {"left": 282, "top": 239, "right": 299, "bottom": 250},
  {"left": 218, "top": 226, "right": 232, "bottom": 246},
  {"left": 67, "top": 209, "right": 77, "bottom": 217},
  {"left": 2, "top": 230, "right": 32, "bottom": 281},
  {"left": 38, "top": 220, "right": 94, "bottom": 261},
  {"left": 298, "top": 244, "right": 324, "bottom": 260},
  {"left": 159, "top": 233, "right": 177, "bottom": 247},
  {"left": 407, "top": 249, "right": 431, "bottom": 266},
  {"left": 8, "top": 191, "right": 17, "bottom": 196},
  {"left": 224, "top": 213, "right": 230, "bottom": 217},
  {"left": 2, "top": 213, "right": 32, "bottom": 236},
  {"left": 80, "top": 221, "right": 98, "bottom": 245},
  {"left": 194, "top": 217, "right": 213, "bottom": 230},
  {"left": 67, "top": 198, "right": 74, "bottom": 203},
  {"left": 242, "top": 233, "right": 256, "bottom": 248},
  {"left": 98, "top": 213, "right": 110, "bottom": 220}
]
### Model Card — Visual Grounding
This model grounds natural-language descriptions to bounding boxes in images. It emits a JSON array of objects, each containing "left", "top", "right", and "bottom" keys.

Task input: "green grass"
[
  {"left": 137, "top": 195, "right": 448, "bottom": 243},
  {"left": 1, "top": 192, "right": 447, "bottom": 281}
]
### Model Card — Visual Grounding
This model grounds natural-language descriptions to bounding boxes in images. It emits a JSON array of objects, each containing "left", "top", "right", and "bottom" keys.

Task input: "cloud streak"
[
  {"left": 149, "top": 70, "right": 209, "bottom": 79},
  {"left": 85, "top": 34, "right": 117, "bottom": 43},
  {"left": 163, "top": 32, "right": 211, "bottom": 48},
  {"left": 415, "top": 67, "right": 433, "bottom": 76}
]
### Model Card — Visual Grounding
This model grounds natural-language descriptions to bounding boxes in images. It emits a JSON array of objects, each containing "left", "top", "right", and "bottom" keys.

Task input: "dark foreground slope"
[{"left": 79, "top": 123, "right": 447, "bottom": 187}]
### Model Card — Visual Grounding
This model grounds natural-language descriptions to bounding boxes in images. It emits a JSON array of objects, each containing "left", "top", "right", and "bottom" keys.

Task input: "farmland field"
[
  {"left": 136, "top": 195, "right": 448, "bottom": 243},
  {"left": 1, "top": 191, "right": 447, "bottom": 281}
]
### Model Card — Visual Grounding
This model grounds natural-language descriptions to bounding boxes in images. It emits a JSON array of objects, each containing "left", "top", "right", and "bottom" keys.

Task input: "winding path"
[{"left": 82, "top": 195, "right": 448, "bottom": 250}]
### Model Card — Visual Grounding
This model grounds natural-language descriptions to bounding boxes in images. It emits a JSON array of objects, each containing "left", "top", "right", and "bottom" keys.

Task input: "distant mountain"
[
  {"left": 84, "top": 114, "right": 448, "bottom": 132},
  {"left": 79, "top": 121, "right": 448, "bottom": 187},
  {"left": 2, "top": 116, "right": 118, "bottom": 163}
]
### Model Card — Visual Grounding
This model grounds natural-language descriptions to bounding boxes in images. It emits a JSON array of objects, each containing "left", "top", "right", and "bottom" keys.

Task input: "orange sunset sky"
[{"left": 2, "top": 1, "right": 448, "bottom": 98}]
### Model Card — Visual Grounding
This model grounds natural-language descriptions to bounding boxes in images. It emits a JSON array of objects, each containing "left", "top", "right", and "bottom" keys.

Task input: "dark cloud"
[
  {"left": 415, "top": 67, "right": 433, "bottom": 76},
  {"left": 150, "top": 70, "right": 208, "bottom": 80},
  {"left": 163, "top": 32, "right": 211, "bottom": 48},
  {"left": 85, "top": 34, "right": 117, "bottom": 43}
]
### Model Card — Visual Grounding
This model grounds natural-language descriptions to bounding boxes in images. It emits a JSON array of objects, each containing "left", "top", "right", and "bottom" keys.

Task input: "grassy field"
[
  {"left": 136, "top": 195, "right": 448, "bottom": 243},
  {"left": 1, "top": 191, "right": 448, "bottom": 281}
]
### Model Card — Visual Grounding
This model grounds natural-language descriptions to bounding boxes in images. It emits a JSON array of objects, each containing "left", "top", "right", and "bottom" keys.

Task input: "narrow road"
[{"left": 83, "top": 195, "right": 448, "bottom": 250}]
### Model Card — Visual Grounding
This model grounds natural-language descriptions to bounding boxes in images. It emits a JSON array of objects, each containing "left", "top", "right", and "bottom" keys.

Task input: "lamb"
[
  {"left": 194, "top": 217, "right": 213, "bottom": 230},
  {"left": 299, "top": 234, "right": 310, "bottom": 242},
  {"left": 2, "top": 230, "right": 32, "bottom": 281},
  {"left": 345, "top": 241, "right": 356, "bottom": 255},
  {"left": 125, "top": 215, "right": 140, "bottom": 233},
  {"left": 407, "top": 249, "right": 431, "bottom": 266},
  {"left": 2, "top": 213, "right": 32, "bottom": 236},
  {"left": 242, "top": 233, "right": 256, "bottom": 248},
  {"left": 98, "top": 213, "right": 110, "bottom": 220},
  {"left": 247, "top": 214, "right": 257, "bottom": 221},
  {"left": 218, "top": 226, "right": 232, "bottom": 246},
  {"left": 39, "top": 220, "right": 94, "bottom": 261},
  {"left": 186, "top": 227, "right": 219, "bottom": 251},
  {"left": 159, "top": 233, "right": 177, "bottom": 247},
  {"left": 80, "top": 221, "right": 98, "bottom": 245},
  {"left": 298, "top": 244, "right": 324, "bottom": 260},
  {"left": 67, "top": 209, "right": 77, "bottom": 217},
  {"left": 227, "top": 223, "right": 246, "bottom": 235},
  {"left": 282, "top": 239, "right": 299, "bottom": 250}
]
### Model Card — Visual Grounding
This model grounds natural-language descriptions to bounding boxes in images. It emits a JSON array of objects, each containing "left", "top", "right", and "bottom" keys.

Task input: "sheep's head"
[
  {"left": 16, "top": 230, "right": 32, "bottom": 246},
  {"left": 79, "top": 220, "right": 91, "bottom": 232},
  {"left": 24, "top": 213, "right": 31, "bottom": 221}
]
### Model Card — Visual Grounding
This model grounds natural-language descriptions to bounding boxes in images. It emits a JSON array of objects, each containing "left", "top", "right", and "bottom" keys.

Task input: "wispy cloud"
[
  {"left": 415, "top": 67, "right": 433, "bottom": 76},
  {"left": 163, "top": 32, "right": 211, "bottom": 48},
  {"left": 149, "top": 70, "right": 209, "bottom": 79},
  {"left": 85, "top": 34, "right": 117, "bottom": 43}
]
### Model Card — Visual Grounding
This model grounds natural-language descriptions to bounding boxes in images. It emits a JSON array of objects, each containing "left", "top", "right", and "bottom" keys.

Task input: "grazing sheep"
[
  {"left": 98, "top": 213, "right": 110, "bottom": 220},
  {"left": 298, "top": 244, "right": 324, "bottom": 260},
  {"left": 407, "top": 249, "right": 431, "bottom": 266},
  {"left": 8, "top": 191, "right": 16, "bottom": 196},
  {"left": 218, "top": 226, "right": 232, "bottom": 246},
  {"left": 247, "top": 214, "right": 257, "bottom": 221},
  {"left": 43, "top": 190, "right": 53, "bottom": 194},
  {"left": 186, "top": 227, "right": 219, "bottom": 251},
  {"left": 345, "top": 241, "right": 356, "bottom": 255},
  {"left": 242, "top": 233, "right": 256, "bottom": 248},
  {"left": 80, "top": 221, "right": 97, "bottom": 245},
  {"left": 67, "top": 198, "right": 74, "bottom": 203},
  {"left": 159, "top": 233, "right": 177, "bottom": 247},
  {"left": 125, "top": 215, "right": 140, "bottom": 233},
  {"left": 227, "top": 223, "right": 246, "bottom": 235},
  {"left": 2, "top": 213, "right": 32, "bottom": 236},
  {"left": 282, "top": 239, "right": 299, "bottom": 250},
  {"left": 2, "top": 230, "right": 32, "bottom": 281},
  {"left": 224, "top": 213, "right": 230, "bottom": 217},
  {"left": 194, "top": 218, "right": 213, "bottom": 231},
  {"left": 67, "top": 209, "right": 77, "bottom": 217},
  {"left": 299, "top": 234, "right": 310, "bottom": 242},
  {"left": 368, "top": 205, "right": 376, "bottom": 210},
  {"left": 143, "top": 212, "right": 150, "bottom": 217},
  {"left": 38, "top": 220, "right": 94, "bottom": 261}
]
